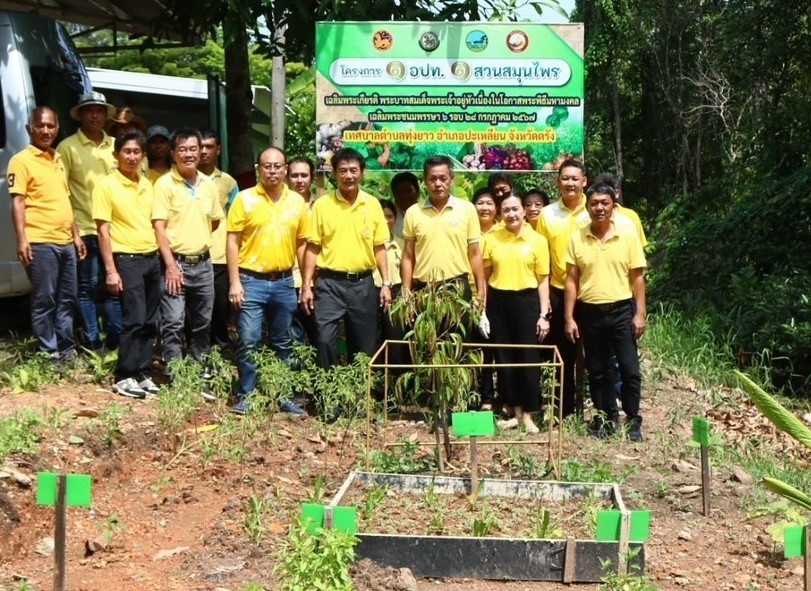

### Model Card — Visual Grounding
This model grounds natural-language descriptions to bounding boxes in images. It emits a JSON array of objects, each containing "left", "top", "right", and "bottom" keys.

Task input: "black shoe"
[{"left": 626, "top": 419, "right": 643, "bottom": 442}]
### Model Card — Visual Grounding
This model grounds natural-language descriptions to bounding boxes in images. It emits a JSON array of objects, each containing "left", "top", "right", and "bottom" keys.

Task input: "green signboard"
[{"left": 315, "top": 22, "right": 584, "bottom": 174}]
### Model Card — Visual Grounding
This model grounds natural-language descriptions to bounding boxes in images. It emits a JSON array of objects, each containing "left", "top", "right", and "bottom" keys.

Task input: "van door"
[{"left": 0, "top": 11, "right": 91, "bottom": 297}]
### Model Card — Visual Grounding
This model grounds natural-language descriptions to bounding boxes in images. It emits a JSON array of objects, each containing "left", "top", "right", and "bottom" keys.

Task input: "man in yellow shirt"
[
  {"left": 8, "top": 106, "right": 85, "bottom": 361},
  {"left": 153, "top": 128, "right": 224, "bottom": 387},
  {"left": 401, "top": 155, "right": 486, "bottom": 299},
  {"left": 93, "top": 131, "right": 162, "bottom": 399},
  {"left": 300, "top": 148, "right": 391, "bottom": 369},
  {"left": 57, "top": 91, "right": 121, "bottom": 351},
  {"left": 146, "top": 125, "right": 172, "bottom": 184},
  {"left": 591, "top": 172, "right": 648, "bottom": 247},
  {"left": 563, "top": 183, "right": 647, "bottom": 441},
  {"left": 198, "top": 128, "right": 239, "bottom": 350},
  {"left": 226, "top": 147, "right": 309, "bottom": 415},
  {"left": 537, "top": 158, "right": 590, "bottom": 418}
]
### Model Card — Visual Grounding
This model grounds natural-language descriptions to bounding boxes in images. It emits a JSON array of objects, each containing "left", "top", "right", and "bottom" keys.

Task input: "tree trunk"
[
  {"left": 610, "top": 67, "right": 624, "bottom": 179},
  {"left": 224, "top": 27, "right": 255, "bottom": 189},
  {"left": 271, "top": 24, "right": 287, "bottom": 149}
]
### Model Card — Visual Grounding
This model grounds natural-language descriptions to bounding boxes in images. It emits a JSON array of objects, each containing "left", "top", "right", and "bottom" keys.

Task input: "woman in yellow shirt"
[
  {"left": 483, "top": 195, "right": 551, "bottom": 432},
  {"left": 472, "top": 187, "right": 499, "bottom": 411},
  {"left": 377, "top": 200, "right": 407, "bottom": 374}
]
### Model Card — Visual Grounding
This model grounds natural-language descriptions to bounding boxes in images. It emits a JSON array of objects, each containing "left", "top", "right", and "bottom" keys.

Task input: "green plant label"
[
  {"left": 301, "top": 503, "right": 325, "bottom": 535},
  {"left": 452, "top": 411, "right": 495, "bottom": 438},
  {"left": 301, "top": 504, "right": 358, "bottom": 535},
  {"left": 784, "top": 525, "right": 806, "bottom": 558},
  {"left": 315, "top": 22, "right": 584, "bottom": 174},
  {"left": 595, "top": 510, "right": 650, "bottom": 542},
  {"left": 692, "top": 417, "right": 710, "bottom": 446},
  {"left": 36, "top": 473, "right": 92, "bottom": 507}
]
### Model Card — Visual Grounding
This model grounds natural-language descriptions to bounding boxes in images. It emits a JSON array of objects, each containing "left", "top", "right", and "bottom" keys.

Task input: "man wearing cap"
[
  {"left": 198, "top": 128, "right": 239, "bottom": 350},
  {"left": 300, "top": 148, "right": 391, "bottom": 370},
  {"left": 9, "top": 106, "right": 86, "bottom": 361},
  {"left": 57, "top": 91, "right": 121, "bottom": 352},
  {"left": 227, "top": 147, "right": 309, "bottom": 415},
  {"left": 146, "top": 125, "right": 172, "bottom": 184},
  {"left": 153, "top": 128, "right": 223, "bottom": 393}
]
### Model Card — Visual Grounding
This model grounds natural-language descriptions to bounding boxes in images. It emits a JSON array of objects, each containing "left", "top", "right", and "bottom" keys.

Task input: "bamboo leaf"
[
  {"left": 734, "top": 370, "right": 811, "bottom": 449},
  {"left": 763, "top": 477, "right": 811, "bottom": 512}
]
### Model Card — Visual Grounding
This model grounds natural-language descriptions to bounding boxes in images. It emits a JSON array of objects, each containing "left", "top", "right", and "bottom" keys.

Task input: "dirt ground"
[{"left": 0, "top": 348, "right": 806, "bottom": 590}]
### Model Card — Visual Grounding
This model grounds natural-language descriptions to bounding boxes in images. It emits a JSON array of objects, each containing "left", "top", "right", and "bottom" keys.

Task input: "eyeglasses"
[{"left": 259, "top": 162, "right": 286, "bottom": 171}]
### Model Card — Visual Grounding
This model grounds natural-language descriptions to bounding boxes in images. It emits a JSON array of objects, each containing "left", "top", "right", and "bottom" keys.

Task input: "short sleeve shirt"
[
  {"left": 565, "top": 222, "right": 647, "bottom": 304},
  {"left": 7, "top": 145, "right": 73, "bottom": 244},
  {"left": 92, "top": 170, "right": 157, "bottom": 254},
  {"left": 537, "top": 197, "right": 590, "bottom": 290},
  {"left": 227, "top": 183, "right": 308, "bottom": 272},
  {"left": 307, "top": 189, "right": 388, "bottom": 273},
  {"left": 152, "top": 167, "right": 224, "bottom": 255},
  {"left": 207, "top": 168, "right": 239, "bottom": 264},
  {"left": 483, "top": 226, "right": 550, "bottom": 291},
  {"left": 402, "top": 196, "right": 481, "bottom": 283}
]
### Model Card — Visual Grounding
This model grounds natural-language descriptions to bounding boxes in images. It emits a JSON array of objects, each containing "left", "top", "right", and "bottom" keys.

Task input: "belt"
[
  {"left": 413, "top": 273, "right": 467, "bottom": 290},
  {"left": 239, "top": 267, "right": 293, "bottom": 281},
  {"left": 317, "top": 268, "right": 374, "bottom": 282},
  {"left": 114, "top": 251, "right": 158, "bottom": 258},
  {"left": 578, "top": 299, "right": 632, "bottom": 313},
  {"left": 173, "top": 252, "right": 210, "bottom": 265}
]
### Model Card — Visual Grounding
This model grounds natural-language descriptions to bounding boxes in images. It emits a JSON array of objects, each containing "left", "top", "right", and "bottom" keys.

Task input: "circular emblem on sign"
[
  {"left": 506, "top": 30, "right": 529, "bottom": 53},
  {"left": 419, "top": 31, "right": 440, "bottom": 52},
  {"left": 450, "top": 61, "right": 471, "bottom": 82},
  {"left": 465, "top": 30, "right": 488, "bottom": 52},
  {"left": 386, "top": 61, "right": 406, "bottom": 81},
  {"left": 372, "top": 30, "right": 394, "bottom": 51}
]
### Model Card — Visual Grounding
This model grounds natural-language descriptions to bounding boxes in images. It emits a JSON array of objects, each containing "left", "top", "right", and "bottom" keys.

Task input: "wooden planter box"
[{"left": 331, "top": 471, "right": 644, "bottom": 583}]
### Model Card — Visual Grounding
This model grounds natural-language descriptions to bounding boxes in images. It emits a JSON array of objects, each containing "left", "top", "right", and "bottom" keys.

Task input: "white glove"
[{"left": 478, "top": 311, "right": 491, "bottom": 339}]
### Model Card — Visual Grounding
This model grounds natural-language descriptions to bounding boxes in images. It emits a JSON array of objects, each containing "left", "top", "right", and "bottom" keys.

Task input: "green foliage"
[
  {"left": 0, "top": 411, "right": 42, "bottom": 462},
  {"left": 369, "top": 440, "right": 437, "bottom": 474},
  {"left": 273, "top": 517, "right": 357, "bottom": 591},
  {"left": 748, "top": 501, "right": 807, "bottom": 545},
  {"left": 505, "top": 446, "right": 542, "bottom": 479},
  {"left": 95, "top": 403, "right": 128, "bottom": 446},
  {"left": 244, "top": 492, "right": 272, "bottom": 545},
  {"left": 82, "top": 348, "right": 118, "bottom": 384},
  {"left": 534, "top": 507, "right": 564, "bottom": 539},
  {"left": 560, "top": 458, "right": 635, "bottom": 484},
  {"left": 0, "top": 352, "right": 58, "bottom": 393},
  {"left": 360, "top": 486, "right": 388, "bottom": 522},
  {"left": 598, "top": 548, "right": 659, "bottom": 591},
  {"left": 472, "top": 509, "right": 495, "bottom": 537},
  {"left": 390, "top": 280, "right": 482, "bottom": 466},
  {"left": 159, "top": 358, "right": 205, "bottom": 433}
]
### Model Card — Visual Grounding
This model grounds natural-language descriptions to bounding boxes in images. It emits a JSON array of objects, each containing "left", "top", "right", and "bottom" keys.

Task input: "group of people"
[{"left": 9, "top": 90, "right": 648, "bottom": 438}]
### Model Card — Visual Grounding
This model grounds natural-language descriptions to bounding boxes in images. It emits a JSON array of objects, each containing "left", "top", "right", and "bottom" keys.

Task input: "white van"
[{"left": 0, "top": 11, "right": 92, "bottom": 297}]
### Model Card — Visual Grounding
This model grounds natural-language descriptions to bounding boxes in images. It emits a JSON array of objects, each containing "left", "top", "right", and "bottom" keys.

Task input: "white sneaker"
[
  {"left": 200, "top": 386, "right": 217, "bottom": 402},
  {"left": 138, "top": 377, "right": 161, "bottom": 395},
  {"left": 113, "top": 378, "right": 146, "bottom": 399}
]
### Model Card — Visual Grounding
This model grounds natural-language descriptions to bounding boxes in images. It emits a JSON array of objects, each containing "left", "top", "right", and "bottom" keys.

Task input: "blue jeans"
[
  {"left": 160, "top": 258, "right": 214, "bottom": 366},
  {"left": 27, "top": 243, "right": 77, "bottom": 356},
  {"left": 236, "top": 273, "right": 298, "bottom": 397},
  {"left": 77, "top": 235, "right": 122, "bottom": 350}
]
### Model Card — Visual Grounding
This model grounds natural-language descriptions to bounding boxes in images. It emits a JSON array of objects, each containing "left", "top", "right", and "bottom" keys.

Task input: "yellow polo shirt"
[
  {"left": 92, "top": 170, "right": 157, "bottom": 254},
  {"left": 56, "top": 130, "right": 116, "bottom": 237},
  {"left": 148, "top": 168, "right": 168, "bottom": 185},
  {"left": 228, "top": 183, "right": 308, "bottom": 273},
  {"left": 483, "top": 226, "right": 550, "bottom": 291},
  {"left": 565, "top": 222, "right": 646, "bottom": 304},
  {"left": 615, "top": 204, "right": 647, "bottom": 247},
  {"left": 373, "top": 240, "right": 402, "bottom": 287},
  {"left": 152, "top": 167, "right": 224, "bottom": 255},
  {"left": 537, "top": 197, "right": 590, "bottom": 290},
  {"left": 7, "top": 145, "right": 73, "bottom": 244},
  {"left": 206, "top": 168, "right": 239, "bottom": 265},
  {"left": 403, "top": 196, "right": 481, "bottom": 283},
  {"left": 307, "top": 189, "right": 388, "bottom": 273}
]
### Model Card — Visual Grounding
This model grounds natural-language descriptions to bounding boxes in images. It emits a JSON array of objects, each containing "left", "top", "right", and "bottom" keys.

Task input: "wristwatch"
[
  {"left": 382, "top": 281, "right": 393, "bottom": 287},
  {"left": 541, "top": 310, "right": 552, "bottom": 321}
]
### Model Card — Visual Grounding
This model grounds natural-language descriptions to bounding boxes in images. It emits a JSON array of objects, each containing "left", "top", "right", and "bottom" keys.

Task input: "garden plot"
[{"left": 330, "top": 471, "right": 645, "bottom": 583}]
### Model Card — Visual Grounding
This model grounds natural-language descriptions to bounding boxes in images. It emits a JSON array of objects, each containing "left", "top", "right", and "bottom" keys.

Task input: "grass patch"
[{"left": 0, "top": 411, "right": 42, "bottom": 462}]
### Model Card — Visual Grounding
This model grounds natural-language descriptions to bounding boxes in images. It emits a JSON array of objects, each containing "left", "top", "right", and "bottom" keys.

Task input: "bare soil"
[{"left": 0, "top": 349, "right": 806, "bottom": 591}]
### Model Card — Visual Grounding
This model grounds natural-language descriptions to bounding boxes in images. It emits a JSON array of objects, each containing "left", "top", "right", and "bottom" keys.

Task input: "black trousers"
[
  {"left": 576, "top": 300, "right": 641, "bottom": 424},
  {"left": 313, "top": 274, "right": 379, "bottom": 368},
  {"left": 545, "top": 287, "right": 577, "bottom": 417},
  {"left": 211, "top": 263, "right": 231, "bottom": 349},
  {"left": 115, "top": 253, "right": 161, "bottom": 381},
  {"left": 487, "top": 287, "right": 542, "bottom": 413}
]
